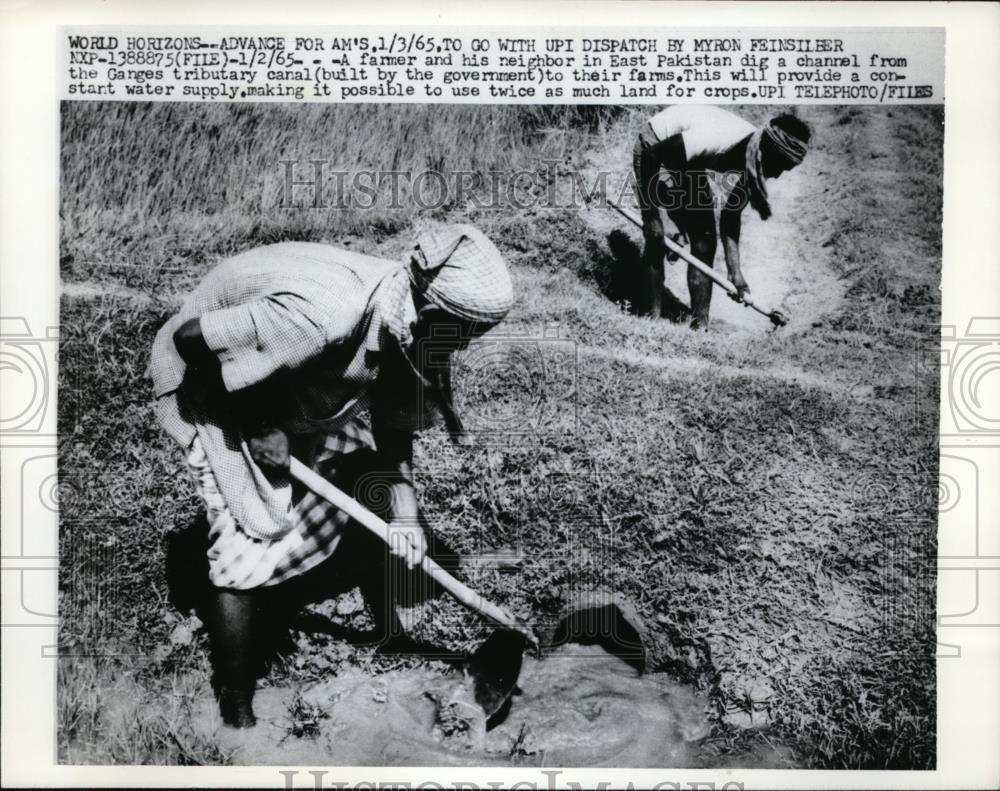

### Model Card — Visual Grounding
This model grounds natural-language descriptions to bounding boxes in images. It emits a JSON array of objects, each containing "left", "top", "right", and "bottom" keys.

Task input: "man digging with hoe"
[
  {"left": 633, "top": 105, "right": 811, "bottom": 329},
  {"left": 148, "top": 225, "right": 514, "bottom": 727}
]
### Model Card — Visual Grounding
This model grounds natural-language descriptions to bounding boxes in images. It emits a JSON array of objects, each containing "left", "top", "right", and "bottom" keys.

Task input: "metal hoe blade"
[{"left": 464, "top": 629, "right": 530, "bottom": 720}]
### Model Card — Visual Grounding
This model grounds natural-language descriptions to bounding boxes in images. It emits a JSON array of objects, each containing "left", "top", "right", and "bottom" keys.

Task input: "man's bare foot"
[{"left": 689, "top": 316, "right": 711, "bottom": 332}]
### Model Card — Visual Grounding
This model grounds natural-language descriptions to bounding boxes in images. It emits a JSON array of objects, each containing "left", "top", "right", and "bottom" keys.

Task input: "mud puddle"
[{"left": 198, "top": 644, "right": 798, "bottom": 767}]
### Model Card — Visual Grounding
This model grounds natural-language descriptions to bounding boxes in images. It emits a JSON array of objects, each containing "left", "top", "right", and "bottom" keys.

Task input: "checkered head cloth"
[{"left": 406, "top": 224, "right": 514, "bottom": 323}]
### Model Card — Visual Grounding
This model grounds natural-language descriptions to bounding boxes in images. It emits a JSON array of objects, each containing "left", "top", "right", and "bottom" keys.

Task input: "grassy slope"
[{"left": 58, "top": 103, "right": 941, "bottom": 767}]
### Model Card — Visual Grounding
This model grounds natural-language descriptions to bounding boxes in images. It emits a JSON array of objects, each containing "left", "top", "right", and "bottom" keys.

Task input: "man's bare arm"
[
  {"left": 371, "top": 419, "right": 425, "bottom": 569},
  {"left": 640, "top": 133, "right": 688, "bottom": 239},
  {"left": 720, "top": 185, "right": 749, "bottom": 300}
]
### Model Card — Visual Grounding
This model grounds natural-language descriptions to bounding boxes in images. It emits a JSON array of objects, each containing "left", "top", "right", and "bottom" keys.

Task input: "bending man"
[
  {"left": 148, "top": 224, "right": 514, "bottom": 727},
  {"left": 633, "top": 105, "right": 811, "bottom": 329}
]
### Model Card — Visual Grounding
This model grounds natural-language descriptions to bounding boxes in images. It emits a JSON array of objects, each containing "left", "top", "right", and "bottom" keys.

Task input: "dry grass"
[
  {"left": 58, "top": 654, "right": 229, "bottom": 765},
  {"left": 60, "top": 102, "right": 619, "bottom": 291},
  {"left": 59, "top": 102, "right": 941, "bottom": 768}
]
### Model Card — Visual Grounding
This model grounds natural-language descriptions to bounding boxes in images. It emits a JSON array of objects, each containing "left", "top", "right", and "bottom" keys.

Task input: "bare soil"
[{"left": 197, "top": 645, "right": 799, "bottom": 768}]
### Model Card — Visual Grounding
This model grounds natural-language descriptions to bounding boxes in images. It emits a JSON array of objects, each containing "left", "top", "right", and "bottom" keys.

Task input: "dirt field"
[{"left": 58, "top": 103, "right": 942, "bottom": 768}]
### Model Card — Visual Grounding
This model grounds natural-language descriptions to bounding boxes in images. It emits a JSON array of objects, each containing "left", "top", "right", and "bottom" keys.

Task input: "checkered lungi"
[{"left": 186, "top": 419, "right": 375, "bottom": 590}]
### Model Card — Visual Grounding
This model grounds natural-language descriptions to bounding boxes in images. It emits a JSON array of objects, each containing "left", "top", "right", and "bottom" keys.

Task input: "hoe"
[
  {"left": 607, "top": 198, "right": 790, "bottom": 328},
  {"left": 289, "top": 457, "right": 645, "bottom": 722}
]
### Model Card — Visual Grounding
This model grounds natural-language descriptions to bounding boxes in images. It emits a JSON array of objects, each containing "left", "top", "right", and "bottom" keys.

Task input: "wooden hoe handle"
[
  {"left": 289, "top": 457, "right": 527, "bottom": 634},
  {"left": 607, "top": 199, "right": 788, "bottom": 327}
]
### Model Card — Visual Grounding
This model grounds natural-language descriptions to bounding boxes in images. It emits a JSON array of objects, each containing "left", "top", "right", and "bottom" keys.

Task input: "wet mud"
[{"left": 202, "top": 645, "right": 797, "bottom": 767}]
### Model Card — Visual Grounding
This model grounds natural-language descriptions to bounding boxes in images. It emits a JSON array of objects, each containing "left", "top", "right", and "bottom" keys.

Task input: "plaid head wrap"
[
  {"left": 406, "top": 224, "right": 514, "bottom": 324},
  {"left": 744, "top": 118, "right": 809, "bottom": 221}
]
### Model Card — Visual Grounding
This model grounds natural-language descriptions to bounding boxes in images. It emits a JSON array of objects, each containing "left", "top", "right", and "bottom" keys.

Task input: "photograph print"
[{"left": 58, "top": 98, "right": 942, "bottom": 768}]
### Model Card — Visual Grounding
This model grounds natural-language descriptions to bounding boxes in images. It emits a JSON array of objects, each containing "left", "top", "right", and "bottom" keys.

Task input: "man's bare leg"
[
  {"left": 207, "top": 588, "right": 260, "bottom": 728},
  {"left": 688, "top": 230, "right": 718, "bottom": 331},
  {"left": 641, "top": 236, "right": 665, "bottom": 318},
  {"left": 685, "top": 169, "right": 719, "bottom": 331},
  {"left": 357, "top": 542, "right": 408, "bottom": 649}
]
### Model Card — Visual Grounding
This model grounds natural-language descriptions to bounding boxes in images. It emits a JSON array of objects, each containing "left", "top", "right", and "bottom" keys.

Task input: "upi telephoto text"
[{"left": 62, "top": 29, "right": 942, "bottom": 103}]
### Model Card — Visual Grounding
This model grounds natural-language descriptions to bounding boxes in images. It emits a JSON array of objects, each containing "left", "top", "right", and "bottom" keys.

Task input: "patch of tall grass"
[{"left": 61, "top": 102, "right": 621, "bottom": 287}]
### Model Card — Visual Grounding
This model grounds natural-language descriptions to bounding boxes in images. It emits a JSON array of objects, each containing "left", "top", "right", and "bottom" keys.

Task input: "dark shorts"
[{"left": 632, "top": 131, "right": 716, "bottom": 237}]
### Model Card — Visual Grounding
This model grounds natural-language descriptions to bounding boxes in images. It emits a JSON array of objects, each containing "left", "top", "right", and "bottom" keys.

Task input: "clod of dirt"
[
  {"left": 722, "top": 707, "right": 772, "bottom": 730},
  {"left": 503, "top": 722, "right": 540, "bottom": 760},
  {"left": 168, "top": 617, "right": 200, "bottom": 647},
  {"left": 284, "top": 690, "right": 330, "bottom": 740},
  {"left": 334, "top": 590, "right": 365, "bottom": 617},
  {"left": 746, "top": 680, "right": 775, "bottom": 704},
  {"left": 427, "top": 678, "right": 487, "bottom": 753}
]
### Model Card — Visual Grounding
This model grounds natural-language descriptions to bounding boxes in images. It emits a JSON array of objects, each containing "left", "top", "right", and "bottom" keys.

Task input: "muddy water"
[
  {"left": 201, "top": 645, "right": 725, "bottom": 767},
  {"left": 483, "top": 645, "right": 710, "bottom": 766}
]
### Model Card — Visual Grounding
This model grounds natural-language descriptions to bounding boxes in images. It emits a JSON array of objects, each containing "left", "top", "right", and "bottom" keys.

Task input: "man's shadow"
[
  {"left": 600, "top": 230, "right": 690, "bottom": 323},
  {"left": 164, "top": 447, "right": 465, "bottom": 666}
]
